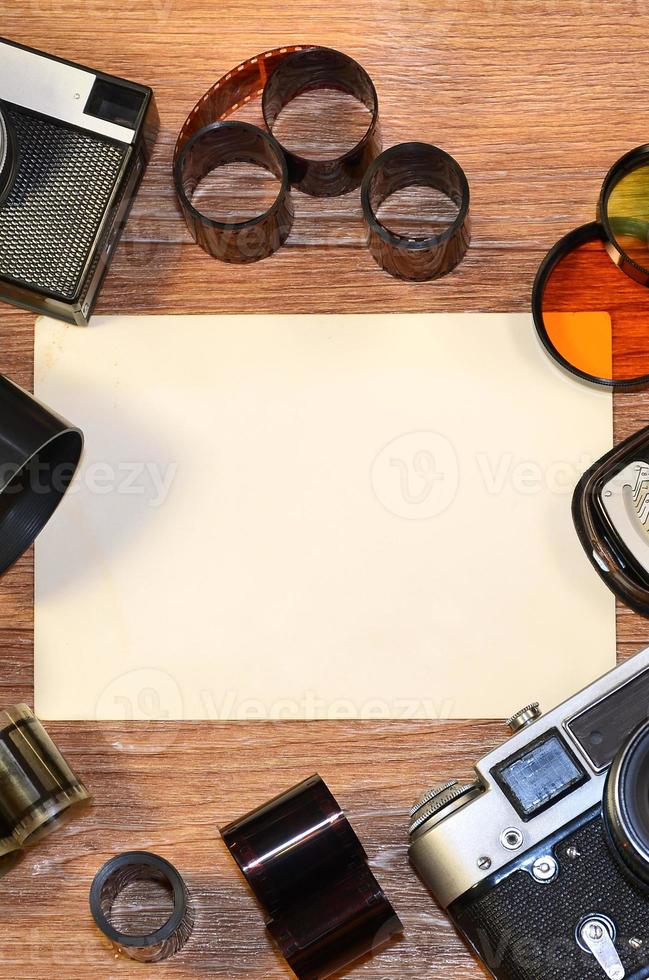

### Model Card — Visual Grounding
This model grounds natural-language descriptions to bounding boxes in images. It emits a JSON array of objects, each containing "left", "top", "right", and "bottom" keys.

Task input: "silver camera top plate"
[
  {"left": 409, "top": 645, "right": 649, "bottom": 909},
  {"left": 0, "top": 38, "right": 137, "bottom": 144}
]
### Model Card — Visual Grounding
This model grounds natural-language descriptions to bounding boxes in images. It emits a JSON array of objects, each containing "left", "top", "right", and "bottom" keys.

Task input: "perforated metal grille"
[{"left": 0, "top": 107, "right": 126, "bottom": 299}]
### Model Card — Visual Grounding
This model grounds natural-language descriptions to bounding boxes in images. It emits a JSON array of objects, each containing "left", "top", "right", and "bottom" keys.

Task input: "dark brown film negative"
[
  {"left": 261, "top": 46, "right": 381, "bottom": 196},
  {"left": 361, "top": 141, "right": 471, "bottom": 281},
  {"left": 0, "top": 704, "right": 90, "bottom": 860},
  {"left": 90, "top": 851, "right": 194, "bottom": 963},
  {"left": 175, "top": 121, "right": 294, "bottom": 263},
  {"left": 174, "top": 45, "right": 313, "bottom": 262},
  {"left": 221, "top": 775, "right": 403, "bottom": 979}
]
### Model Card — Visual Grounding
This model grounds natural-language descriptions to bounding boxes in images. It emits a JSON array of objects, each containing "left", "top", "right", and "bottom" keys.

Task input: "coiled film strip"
[
  {"left": 362, "top": 141, "right": 471, "bottom": 281},
  {"left": 221, "top": 774, "right": 403, "bottom": 979},
  {"left": 90, "top": 851, "right": 194, "bottom": 963},
  {"left": 174, "top": 45, "right": 382, "bottom": 262},
  {"left": 0, "top": 704, "right": 90, "bottom": 872}
]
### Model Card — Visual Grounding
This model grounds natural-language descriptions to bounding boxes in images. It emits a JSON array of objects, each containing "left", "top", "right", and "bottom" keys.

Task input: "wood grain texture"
[{"left": 1, "top": 1, "right": 649, "bottom": 977}]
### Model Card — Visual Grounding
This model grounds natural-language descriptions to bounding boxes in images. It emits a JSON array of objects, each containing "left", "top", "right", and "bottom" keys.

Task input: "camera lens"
[
  {"left": 604, "top": 718, "right": 649, "bottom": 887},
  {"left": 0, "top": 102, "right": 17, "bottom": 204}
]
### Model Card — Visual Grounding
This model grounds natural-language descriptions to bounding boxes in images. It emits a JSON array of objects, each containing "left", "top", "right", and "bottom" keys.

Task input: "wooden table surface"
[{"left": 2, "top": 1, "right": 649, "bottom": 977}]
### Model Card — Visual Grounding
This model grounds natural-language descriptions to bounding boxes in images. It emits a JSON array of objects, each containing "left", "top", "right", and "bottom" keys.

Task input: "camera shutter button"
[{"left": 507, "top": 702, "right": 542, "bottom": 734}]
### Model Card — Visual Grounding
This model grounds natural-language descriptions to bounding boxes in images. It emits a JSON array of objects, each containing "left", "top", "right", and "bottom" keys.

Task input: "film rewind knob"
[{"left": 506, "top": 703, "right": 542, "bottom": 734}]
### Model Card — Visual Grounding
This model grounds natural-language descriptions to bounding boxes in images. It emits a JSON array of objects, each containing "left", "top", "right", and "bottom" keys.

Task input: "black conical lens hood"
[{"left": 0, "top": 375, "right": 83, "bottom": 575}]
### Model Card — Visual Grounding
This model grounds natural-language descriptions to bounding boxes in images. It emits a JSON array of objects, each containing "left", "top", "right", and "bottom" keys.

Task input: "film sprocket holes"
[
  {"left": 409, "top": 647, "right": 649, "bottom": 980},
  {"left": 0, "top": 37, "right": 158, "bottom": 325}
]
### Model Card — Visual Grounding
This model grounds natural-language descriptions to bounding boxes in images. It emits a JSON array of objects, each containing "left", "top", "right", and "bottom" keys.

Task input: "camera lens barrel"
[
  {"left": 0, "top": 102, "right": 17, "bottom": 204},
  {"left": 604, "top": 718, "right": 649, "bottom": 888}
]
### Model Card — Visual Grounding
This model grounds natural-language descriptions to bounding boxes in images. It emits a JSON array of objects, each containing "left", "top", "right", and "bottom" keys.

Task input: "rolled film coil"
[
  {"left": 89, "top": 851, "right": 194, "bottom": 963},
  {"left": 261, "top": 46, "right": 381, "bottom": 197},
  {"left": 361, "top": 141, "right": 471, "bottom": 281},
  {"left": 0, "top": 704, "right": 90, "bottom": 860},
  {"left": 221, "top": 774, "right": 403, "bottom": 978},
  {"left": 174, "top": 45, "right": 313, "bottom": 262},
  {"left": 174, "top": 120, "right": 294, "bottom": 263}
]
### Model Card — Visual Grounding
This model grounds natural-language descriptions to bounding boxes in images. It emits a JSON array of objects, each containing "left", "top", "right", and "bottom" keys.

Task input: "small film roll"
[
  {"left": 0, "top": 704, "right": 90, "bottom": 864},
  {"left": 599, "top": 144, "right": 649, "bottom": 286},
  {"left": 262, "top": 46, "right": 381, "bottom": 197},
  {"left": 174, "top": 45, "right": 311, "bottom": 263},
  {"left": 0, "top": 374, "right": 83, "bottom": 575},
  {"left": 361, "top": 142, "right": 471, "bottom": 281},
  {"left": 174, "top": 120, "right": 294, "bottom": 263},
  {"left": 90, "top": 851, "right": 194, "bottom": 963},
  {"left": 174, "top": 44, "right": 381, "bottom": 258},
  {"left": 221, "top": 775, "right": 403, "bottom": 979},
  {"left": 532, "top": 221, "right": 649, "bottom": 389}
]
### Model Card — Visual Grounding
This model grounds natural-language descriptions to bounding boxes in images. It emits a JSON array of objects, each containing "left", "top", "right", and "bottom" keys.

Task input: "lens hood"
[
  {"left": 0, "top": 375, "right": 83, "bottom": 575},
  {"left": 0, "top": 102, "right": 17, "bottom": 205}
]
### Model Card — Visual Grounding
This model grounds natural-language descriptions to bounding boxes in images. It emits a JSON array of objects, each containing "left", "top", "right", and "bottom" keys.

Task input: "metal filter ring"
[{"left": 599, "top": 143, "right": 649, "bottom": 286}]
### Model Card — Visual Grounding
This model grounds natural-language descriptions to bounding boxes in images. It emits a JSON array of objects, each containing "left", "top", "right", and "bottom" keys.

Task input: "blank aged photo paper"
[{"left": 34, "top": 313, "right": 615, "bottom": 720}]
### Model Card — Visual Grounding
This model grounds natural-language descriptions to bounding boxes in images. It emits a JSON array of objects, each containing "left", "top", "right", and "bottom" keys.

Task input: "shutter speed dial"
[{"left": 409, "top": 780, "right": 482, "bottom": 837}]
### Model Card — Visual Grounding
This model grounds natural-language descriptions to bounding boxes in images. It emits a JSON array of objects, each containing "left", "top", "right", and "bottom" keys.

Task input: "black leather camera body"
[
  {"left": 410, "top": 648, "right": 649, "bottom": 980},
  {"left": 0, "top": 38, "right": 157, "bottom": 325}
]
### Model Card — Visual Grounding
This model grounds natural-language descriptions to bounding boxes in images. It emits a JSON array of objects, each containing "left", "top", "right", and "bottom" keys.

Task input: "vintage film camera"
[
  {"left": 410, "top": 647, "right": 649, "bottom": 979},
  {"left": 0, "top": 38, "right": 157, "bottom": 325}
]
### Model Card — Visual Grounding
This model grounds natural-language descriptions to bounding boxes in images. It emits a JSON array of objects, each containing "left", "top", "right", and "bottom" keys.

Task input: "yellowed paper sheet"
[{"left": 34, "top": 314, "right": 615, "bottom": 721}]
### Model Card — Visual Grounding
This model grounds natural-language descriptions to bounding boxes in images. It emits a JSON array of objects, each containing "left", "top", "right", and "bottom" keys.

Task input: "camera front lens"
[
  {"left": 0, "top": 102, "right": 17, "bottom": 205},
  {"left": 604, "top": 718, "right": 649, "bottom": 887}
]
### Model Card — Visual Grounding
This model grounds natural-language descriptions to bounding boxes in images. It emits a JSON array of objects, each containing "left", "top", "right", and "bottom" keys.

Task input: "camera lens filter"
[{"left": 533, "top": 147, "right": 649, "bottom": 389}]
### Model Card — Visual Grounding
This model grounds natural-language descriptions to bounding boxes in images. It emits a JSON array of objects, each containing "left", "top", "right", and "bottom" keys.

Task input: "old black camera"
[
  {"left": 0, "top": 38, "right": 157, "bottom": 325},
  {"left": 410, "top": 647, "right": 649, "bottom": 979}
]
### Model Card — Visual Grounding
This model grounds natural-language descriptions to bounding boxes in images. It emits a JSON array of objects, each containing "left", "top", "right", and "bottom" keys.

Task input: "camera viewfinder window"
[
  {"left": 492, "top": 731, "right": 589, "bottom": 821},
  {"left": 85, "top": 79, "right": 145, "bottom": 129}
]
